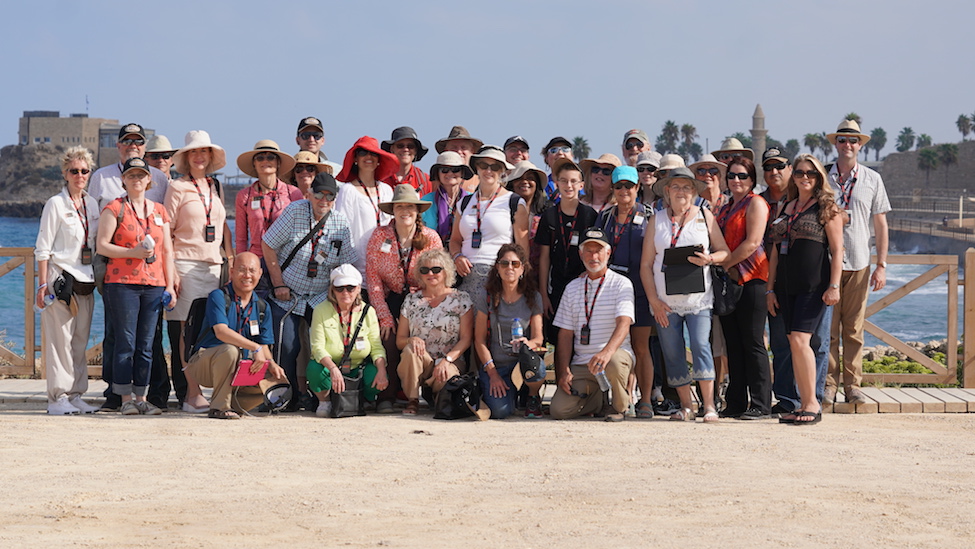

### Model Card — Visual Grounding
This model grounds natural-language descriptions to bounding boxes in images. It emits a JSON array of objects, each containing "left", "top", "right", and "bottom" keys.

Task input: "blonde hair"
[
  {"left": 415, "top": 248, "right": 456, "bottom": 288},
  {"left": 61, "top": 146, "right": 94, "bottom": 177}
]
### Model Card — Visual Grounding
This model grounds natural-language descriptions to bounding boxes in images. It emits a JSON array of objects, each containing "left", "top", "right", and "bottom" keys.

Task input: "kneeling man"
[
  {"left": 551, "top": 229, "right": 635, "bottom": 422},
  {"left": 185, "top": 252, "right": 286, "bottom": 419}
]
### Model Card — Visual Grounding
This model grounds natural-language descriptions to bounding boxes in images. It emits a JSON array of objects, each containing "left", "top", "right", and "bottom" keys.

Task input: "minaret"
[{"left": 751, "top": 104, "right": 767, "bottom": 155}]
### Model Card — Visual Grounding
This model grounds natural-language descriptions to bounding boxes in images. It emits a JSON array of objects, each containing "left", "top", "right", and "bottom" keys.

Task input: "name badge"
[
  {"left": 315, "top": 251, "right": 327, "bottom": 264},
  {"left": 569, "top": 232, "right": 579, "bottom": 247},
  {"left": 354, "top": 337, "right": 366, "bottom": 351},
  {"left": 154, "top": 214, "right": 164, "bottom": 226},
  {"left": 580, "top": 324, "right": 591, "bottom": 345},
  {"left": 81, "top": 247, "right": 92, "bottom": 265},
  {"left": 380, "top": 240, "right": 393, "bottom": 253},
  {"left": 633, "top": 213, "right": 645, "bottom": 226},
  {"left": 251, "top": 199, "right": 262, "bottom": 210},
  {"left": 249, "top": 320, "right": 260, "bottom": 336},
  {"left": 470, "top": 230, "right": 483, "bottom": 249},
  {"left": 65, "top": 211, "right": 75, "bottom": 218},
  {"left": 204, "top": 224, "right": 216, "bottom": 242}
]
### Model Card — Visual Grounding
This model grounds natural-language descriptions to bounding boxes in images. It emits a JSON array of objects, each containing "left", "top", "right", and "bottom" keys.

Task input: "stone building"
[{"left": 17, "top": 111, "right": 156, "bottom": 167}]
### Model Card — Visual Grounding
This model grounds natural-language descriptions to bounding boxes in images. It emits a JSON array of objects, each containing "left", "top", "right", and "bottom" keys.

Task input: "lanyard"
[
  {"left": 339, "top": 309, "right": 354, "bottom": 347},
  {"left": 584, "top": 275, "right": 606, "bottom": 327},
  {"left": 397, "top": 233, "right": 415, "bottom": 293},
  {"left": 558, "top": 208, "right": 579, "bottom": 270},
  {"left": 610, "top": 206, "right": 636, "bottom": 249},
  {"left": 307, "top": 203, "right": 328, "bottom": 258},
  {"left": 474, "top": 186, "right": 501, "bottom": 233},
  {"left": 787, "top": 197, "right": 815, "bottom": 237},
  {"left": 255, "top": 183, "right": 278, "bottom": 227},
  {"left": 836, "top": 165, "right": 858, "bottom": 208},
  {"left": 72, "top": 196, "right": 89, "bottom": 244},
  {"left": 669, "top": 208, "right": 691, "bottom": 248},
  {"left": 234, "top": 294, "right": 256, "bottom": 337},
  {"left": 715, "top": 194, "right": 750, "bottom": 229},
  {"left": 190, "top": 177, "right": 213, "bottom": 226},
  {"left": 360, "top": 181, "right": 381, "bottom": 226},
  {"left": 124, "top": 197, "right": 151, "bottom": 238}
]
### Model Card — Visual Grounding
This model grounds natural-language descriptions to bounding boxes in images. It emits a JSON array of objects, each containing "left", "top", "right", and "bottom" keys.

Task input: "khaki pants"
[
  {"left": 827, "top": 267, "right": 870, "bottom": 391},
  {"left": 398, "top": 345, "right": 460, "bottom": 399},
  {"left": 549, "top": 349, "right": 633, "bottom": 419},
  {"left": 43, "top": 294, "right": 94, "bottom": 402},
  {"left": 186, "top": 344, "right": 272, "bottom": 413}
]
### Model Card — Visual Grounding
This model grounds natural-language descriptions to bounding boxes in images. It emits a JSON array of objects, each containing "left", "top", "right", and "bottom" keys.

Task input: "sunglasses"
[
  {"left": 548, "top": 146, "right": 571, "bottom": 155},
  {"left": 254, "top": 153, "right": 279, "bottom": 162},
  {"left": 836, "top": 136, "right": 860, "bottom": 145},
  {"left": 726, "top": 172, "right": 751, "bottom": 181},
  {"left": 294, "top": 165, "right": 318, "bottom": 174},
  {"left": 439, "top": 166, "right": 463, "bottom": 174},
  {"left": 763, "top": 162, "right": 788, "bottom": 172},
  {"left": 68, "top": 168, "right": 91, "bottom": 175},
  {"left": 624, "top": 140, "right": 644, "bottom": 150},
  {"left": 146, "top": 153, "right": 173, "bottom": 160},
  {"left": 333, "top": 285, "right": 357, "bottom": 293},
  {"left": 119, "top": 138, "right": 145, "bottom": 146},
  {"left": 419, "top": 266, "right": 444, "bottom": 275},
  {"left": 497, "top": 259, "right": 522, "bottom": 269},
  {"left": 636, "top": 166, "right": 657, "bottom": 173},
  {"left": 312, "top": 191, "right": 336, "bottom": 201},
  {"left": 476, "top": 162, "right": 504, "bottom": 172},
  {"left": 612, "top": 181, "right": 637, "bottom": 190},
  {"left": 393, "top": 142, "right": 416, "bottom": 150},
  {"left": 696, "top": 167, "right": 721, "bottom": 176},
  {"left": 717, "top": 152, "right": 742, "bottom": 161},
  {"left": 298, "top": 132, "right": 324, "bottom": 140},
  {"left": 793, "top": 170, "right": 818, "bottom": 179},
  {"left": 356, "top": 149, "right": 378, "bottom": 157},
  {"left": 591, "top": 166, "right": 613, "bottom": 176}
]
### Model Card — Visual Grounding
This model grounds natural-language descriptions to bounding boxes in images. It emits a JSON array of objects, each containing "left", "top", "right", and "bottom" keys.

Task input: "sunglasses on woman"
[
  {"left": 254, "top": 153, "right": 279, "bottom": 162},
  {"left": 697, "top": 167, "right": 721, "bottom": 176},
  {"left": 497, "top": 259, "right": 522, "bottom": 268},
  {"left": 334, "top": 285, "right": 357, "bottom": 293},
  {"left": 793, "top": 170, "right": 818, "bottom": 179},
  {"left": 294, "top": 165, "right": 318, "bottom": 173},
  {"left": 419, "top": 266, "right": 444, "bottom": 275},
  {"left": 726, "top": 172, "right": 750, "bottom": 181},
  {"left": 439, "top": 167, "right": 463, "bottom": 174},
  {"left": 636, "top": 166, "right": 657, "bottom": 173},
  {"left": 612, "top": 181, "right": 637, "bottom": 190},
  {"left": 476, "top": 162, "right": 504, "bottom": 172},
  {"left": 68, "top": 168, "right": 91, "bottom": 175},
  {"left": 591, "top": 166, "right": 613, "bottom": 176}
]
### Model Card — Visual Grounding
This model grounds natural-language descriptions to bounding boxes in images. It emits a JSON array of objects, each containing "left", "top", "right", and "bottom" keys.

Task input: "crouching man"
[
  {"left": 550, "top": 229, "right": 635, "bottom": 422},
  {"left": 185, "top": 252, "right": 286, "bottom": 419}
]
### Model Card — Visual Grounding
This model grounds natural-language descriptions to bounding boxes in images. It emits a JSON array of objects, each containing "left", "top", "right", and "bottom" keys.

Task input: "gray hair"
[
  {"left": 61, "top": 146, "right": 94, "bottom": 176},
  {"left": 415, "top": 248, "right": 456, "bottom": 288}
]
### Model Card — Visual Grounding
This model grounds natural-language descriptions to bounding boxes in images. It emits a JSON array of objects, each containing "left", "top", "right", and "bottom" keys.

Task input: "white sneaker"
[
  {"left": 135, "top": 401, "right": 163, "bottom": 416},
  {"left": 315, "top": 401, "right": 332, "bottom": 418},
  {"left": 48, "top": 395, "right": 80, "bottom": 415},
  {"left": 68, "top": 395, "right": 99, "bottom": 414}
]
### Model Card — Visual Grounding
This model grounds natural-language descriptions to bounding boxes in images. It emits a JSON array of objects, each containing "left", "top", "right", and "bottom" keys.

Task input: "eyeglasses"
[
  {"left": 497, "top": 259, "right": 522, "bottom": 269},
  {"left": 717, "top": 152, "right": 742, "bottom": 161},
  {"left": 254, "top": 153, "right": 279, "bottom": 162},
  {"left": 505, "top": 146, "right": 529, "bottom": 154},
  {"left": 836, "top": 136, "right": 860, "bottom": 145},
  {"left": 670, "top": 185, "right": 695, "bottom": 193},
  {"left": 393, "top": 142, "right": 416, "bottom": 150},
  {"left": 294, "top": 165, "right": 318, "bottom": 174},
  {"left": 419, "top": 266, "right": 444, "bottom": 275},
  {"left": 119, "top": 138, "right": 145, "bottom": 146},
  {"left": 547, "top": 146, "right": 571, "bottom": 155},
  {"left": 591, "top": 166, "right": 613, "bottom": 176},
  {"left": 439, "top": 166, "right": 463, "bottom": 174},
  {"left": 298, "top": 132, "right": 324, "bottom": 140},
  {"left": 612, "top": 181, "right": 637, "bottom": 190},
  {"left": 696, "top": 167, "right": 721, "bottom": 176},
  {"left": 68, "top": 168, "right": 91, "bottom": 175},
  {"left": 333, "top": 285, "right": 357, "bottom": 293},
  {"left": 636, "top": 166, "right": 657, "bottom": 173},
  {"left": 146, "top": 153, "right": 173, "bottom": 160},
  {"left": 312, "top": 191, "right": 336, "bottom": 201},
  {"left": 763, "top": 162, "right": 788, "bottom": 172},
  {"left": 726, "top": 172, "right": 751, "bottom": 181},
  {"left": 624, "top": 140, "right": 644, "bottom": 150},
  {"left": 793, "top": 170, "right": 818, "bottom": 179},
  {"left": 476, "top": 162, "right": 504, "bottom": 172}
]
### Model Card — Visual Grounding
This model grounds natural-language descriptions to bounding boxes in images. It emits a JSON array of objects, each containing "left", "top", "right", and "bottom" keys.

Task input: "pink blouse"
[
  {"left": 365, "top": 223, "right": 443, "bottom": 329},
  {"left": 235, "top": 181, "right": 304, "bottom": 257}
]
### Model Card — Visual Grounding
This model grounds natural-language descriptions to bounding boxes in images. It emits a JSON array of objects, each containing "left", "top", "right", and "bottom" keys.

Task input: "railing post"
[{"left": 965, "top": 249, "right": 975, "bottom": 388}]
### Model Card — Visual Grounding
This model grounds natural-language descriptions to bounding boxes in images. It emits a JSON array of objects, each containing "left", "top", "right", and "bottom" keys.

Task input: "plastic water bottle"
[
  {"left": 162, "top": 291, "right": 175, "bottom": 312},
  {"left": 34, "top": 293, "right": 55, "bottom": 313},
  {"left": 595, "top": 371, "right": 612, "bottom": 392},
  {"left": 511, "top": 318, "right": 523, "bottom": 352}
]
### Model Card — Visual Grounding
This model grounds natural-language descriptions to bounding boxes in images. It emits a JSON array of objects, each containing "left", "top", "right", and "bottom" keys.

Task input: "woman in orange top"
[
  {"left": 97, "top": 158, "right": 176, "bottom": 416},
  {"left": 716, "top": 157, "right": 772, "bottom": 419}
]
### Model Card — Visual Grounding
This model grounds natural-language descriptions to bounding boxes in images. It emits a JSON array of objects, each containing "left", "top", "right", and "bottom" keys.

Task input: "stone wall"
[{"left": 882, "top": 140, "right": 975, "bottom": 197}]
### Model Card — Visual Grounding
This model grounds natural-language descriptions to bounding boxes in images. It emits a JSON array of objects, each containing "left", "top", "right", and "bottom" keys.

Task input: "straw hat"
[
  {"left": 378, "top": 184, "right": 432, "bottom": 215},
  {"left": 235, "top": 139, "right": 295, "bottom": 178},
  {"left": 657, "top": 154, "right": 687, "bottom": 171},
  {"left": 434, "top": 125, "right": 484, "bottom": 154},
  {"left": 470, "top": 145, "right": 514, "bottom": 171},
  {"left": 579, "top": 153, "right": 622, "bottom": 175},
  {"left": 146, "top": 135, "right": 176, "bottom": 153},
  {"left": 430, "top": 151, "right": 474, "bottom": 180},
  {"left": 713, "top": 137, "right": 755, "bottom": 161},
  {"left": 636, "top": 151, "right": 662, "bottom": 168},
  {"left": 652, "top": 166, "right": 707, "bottom": 198},
  {"left": 173, "top": 130, "right": 227, "bottom": 174},
  {"left": 283, "top": 150, "right": 332, "bottom": 180},
  {"left": 826, "top": 119, "right": 870, "bottom": 146},
  {"left": 506, "top": 161, "right": 547, "bottom": 184},
  {"left": 688, "top": 154, "right": 727, "bottom": 180}
]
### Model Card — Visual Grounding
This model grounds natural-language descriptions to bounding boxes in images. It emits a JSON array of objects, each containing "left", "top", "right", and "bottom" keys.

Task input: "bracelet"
[
  {"left": 482, "top": 359, "right": 495, "bottom": 370},
  {"left": 273, "top": 285, "right": 288, "bottom": 290},
  {"left": 37, "top": 283, "right": 47, "bottom": 290},
  {"left": 452, "top": 252, "right": 464, "bottom": 261},
  {"left": 765, "top": 290, "right": 775, "bottom": 295},
  {"left": 828, "top": 283, "right": 840, "bottom": 289}
]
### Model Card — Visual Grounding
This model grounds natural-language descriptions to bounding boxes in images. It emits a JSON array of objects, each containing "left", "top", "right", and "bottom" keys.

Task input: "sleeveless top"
[
  {"left": 775, "top": 201, "right": 829, "bottom": 295},
  {"left": 652, "top": 206, "right": 712, "bottom": 315},
  {"left": 716, "top": 193, "right": 769, "bottom": 284}
]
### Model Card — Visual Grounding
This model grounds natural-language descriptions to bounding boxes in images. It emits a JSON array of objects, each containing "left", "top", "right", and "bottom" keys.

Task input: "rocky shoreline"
[{"left": 863, "top": 339, "right": 957, "bottom": 361}]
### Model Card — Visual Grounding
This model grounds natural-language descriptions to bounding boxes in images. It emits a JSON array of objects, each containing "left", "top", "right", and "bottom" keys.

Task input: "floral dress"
[{"left": 400, "top": 289, "right": 473, "bottom": 361}]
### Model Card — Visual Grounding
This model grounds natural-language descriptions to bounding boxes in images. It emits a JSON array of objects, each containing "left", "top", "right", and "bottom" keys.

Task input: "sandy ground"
[{"left": 1, "top": 402, "right": 974, "bottom": 548}]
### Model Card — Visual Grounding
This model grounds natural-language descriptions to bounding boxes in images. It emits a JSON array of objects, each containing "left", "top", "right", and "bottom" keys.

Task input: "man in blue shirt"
[{"left": 184, "top": 252, "right": 285, "bottom": 419}]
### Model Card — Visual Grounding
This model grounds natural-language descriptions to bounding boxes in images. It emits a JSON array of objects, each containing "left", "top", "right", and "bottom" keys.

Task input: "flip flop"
[{"left": 792, "top": 410, "right": 822, "bottom": 425}]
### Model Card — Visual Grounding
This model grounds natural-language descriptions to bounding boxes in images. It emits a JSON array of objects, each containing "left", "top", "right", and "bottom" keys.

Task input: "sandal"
[
  {"left": 635, "top": 401, "right": 655, "bottom": 419},
  {"left": 208, "top": 409, "right": 240, "bottom": 420},
  {"left": 403, "top": 399, "right": 419, "bottom": 416},
  {"left": 670, "top": 407, "right": 693, "bottom": 422},
  {"left": 793, "top": 410, "right": 822, "bottom": 425},
  {"left": 703, "top": 408, "right": 719, "bottom": 423}
]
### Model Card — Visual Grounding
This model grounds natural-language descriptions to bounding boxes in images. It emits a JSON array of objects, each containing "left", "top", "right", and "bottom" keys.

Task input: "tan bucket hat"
[
  {"left": 688, "top": 154, "right": 727, "bottom": 180},
  {"left": 430, "top": 151, "right": 474, "bottom": 180},
  {"left": 652, "top": 166, "right": 707, "bottom": 198},
  {"left": 146, "top": 135, "right": 176, "bottom": 153},
  {"left": 236, "top": 139, "right": 296, "bottom": 178},
  {"left": 283, "top": 150, "right": 332, "bottom": 180},
  {"left": 713, "top": 137, "right": 755, "bottom": 161},
  {"left": 435, "top": 125, "right": 484, "bottom": 154},
  {"left": 579, "top": 153, "right": 622, "bottom": 175},
  {"left": 172, "top": 130, "right": 227, "bottom": 174},
  {"left": 826, "top": 119, "right": 871, "bottom": 145},
  {"left": 470, "top": 145, "right": 514, "bottom": 171},
  {"left": 378, "top": 184, "right": 432, "bottom": 215},
  {"left": 506, "top": 161, "right": 547, "bottom": 184}
]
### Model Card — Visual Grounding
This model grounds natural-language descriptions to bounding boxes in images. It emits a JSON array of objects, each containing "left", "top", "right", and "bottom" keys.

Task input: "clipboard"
[
  {"left": 231, "top": 359, "right": 267, "bottom": 386},
  {"left": 662, "top": 245, "right": 705, "bottom": 295}
]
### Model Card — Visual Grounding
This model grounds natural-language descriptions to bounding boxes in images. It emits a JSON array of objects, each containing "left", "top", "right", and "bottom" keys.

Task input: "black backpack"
[
  {"left": 459, "top": 192, "right": 521, "bottom": 227},
  {"left": 183, "top": 287, "right": 267, "bottom": 360}
]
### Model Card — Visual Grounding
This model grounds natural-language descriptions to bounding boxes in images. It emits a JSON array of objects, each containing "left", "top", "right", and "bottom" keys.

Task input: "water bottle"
[
  {"left": 511, "top": 318, "right": 523, "bottom": 352},
  {"left": 595, "top": 370, "right": 612, "bottom": 392},
  {"left": 162, "top": 291, "right": 175, "bottom": 312},
  {"left": 34, "top": 293, "right": 55, "bottom": 313}
]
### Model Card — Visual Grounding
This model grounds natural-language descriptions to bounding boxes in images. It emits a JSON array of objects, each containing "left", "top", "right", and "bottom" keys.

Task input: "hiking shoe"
[
  {"left": 99, "top": 396, "right": 122, "bottom": 412},
  {"left": 135, "top": 401, "right": 162, "bottom": 416},
  {"left": 316, "top": 401, "right": 332, "bottom": 418},
  {"left": 68, "top": 395, "right": 99, "bottom": 414},
  {"left": 48, "top": 395, "right": 80, "bottom": 415},
  {"left": 120, "top": 401, "right": 140, "bottom": 415},
  {"left": 653, "top": 399, "right": 681, "bottom": 416},
  {"left": 525, "top": 396, "right": 543, "bottom": 418},
  {"left": 822, "top": 386, "right": 836, "bottom": 406},
  {"left": 739, "top": 407, "right": 771, "bottom": 420},
  {"left": 846, "top": 388, "right": 868, "bottom": 405},
  {"left": 376, "top": 400, "right": 395, "bottom": 414}
]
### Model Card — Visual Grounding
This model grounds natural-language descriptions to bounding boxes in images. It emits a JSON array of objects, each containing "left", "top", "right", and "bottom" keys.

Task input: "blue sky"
[{"left": 2, "top": 0, "right": 972, "bottom": 175}]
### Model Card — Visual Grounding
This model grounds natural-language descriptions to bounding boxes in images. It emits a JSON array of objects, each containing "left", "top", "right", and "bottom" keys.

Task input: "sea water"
[{"left": 0, "top": 217, "right": 961, "bottom": 356}]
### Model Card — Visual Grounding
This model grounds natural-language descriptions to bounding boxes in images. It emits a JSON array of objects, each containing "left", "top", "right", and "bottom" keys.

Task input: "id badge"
[
  {"left": 354, "top": 337, "right": 366, "bottom": 351},
  {"left": 80, "top": 246, "right": 92, "bottom": 265},
  {"left": 205, "top": 225, "right": 216, "bottom": 242},
  {"left": 633, "top": 213, "right": 645, "bottom": 226},
  {"left": 307, "top": 260, "right": 319, "bottom": 278},
  {"left": 249, "top": 320, "right": 260, "bottom": 337},
  {"left": 569, "top": 232, "right": 579, "bottom": 247},
  {"left": 154, "top": 214, "right": 163, "bottom": 226},
  {"left": 471, "top": 230, "right": 483, "bottom": 249},
  {"left": 580, "top": 324, "right": 591, "bottom": 345},
  {"left": 251, "top": 199, "right": 261, "bottom": 210},
  {"left": 780, "top": 240, "right": 789, "bottom": 256},
  {"left": 380, "top": 240, "right": 393, "bottom": 253},
  {"left": 315, "top": 251, "right": 327, "bottom": 264}
]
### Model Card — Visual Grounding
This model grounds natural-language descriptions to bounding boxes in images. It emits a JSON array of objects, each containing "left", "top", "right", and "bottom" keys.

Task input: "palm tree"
[
  {"left": 783, "top": 139, "right": 800, "bottom": 160},
  {"left": 916, "top": 134, "right": 933, "bottom": 149},
  {"left": 845, "top": 112, "right": 862, "bottom": 125},
  {"left": 803, "top": 133, "right": 821, "bottom": 157},
  {"left": 956, "top": 114, "right": 972, "bottom": 141},
  {"left": 654, "top": 121, "right": 680, "bottom": 154},
  {"left": 869, "top": 127, "right": 887, "bottom": 161},
  {"left": 917, "top": 148, "right": 939, "bottom": 186},
  {"left": 896, "top": 127, "right": 916, "bottom": 152},
  {"left": 819, "top": 132, "right": 833, "bottom": 162},
  {"left": 677, "top": 142, "right": 704, "bottom": 163},
  {"left": 571, "top": 136, "right": 591, "bottom": 161},
  {"left": 729, "top": 132, "right": 752, "bottom": 149},
  {"left": 680, "top": 124, "right": 698, "bottom": 149},
  {"left": 938, "top": 143, "right": 959, "bottom": 188}
]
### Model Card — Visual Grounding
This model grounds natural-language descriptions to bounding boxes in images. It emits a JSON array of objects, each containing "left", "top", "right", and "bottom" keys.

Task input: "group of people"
[{"left": 35, "top": 118, "right": 890, "bottom": 425}]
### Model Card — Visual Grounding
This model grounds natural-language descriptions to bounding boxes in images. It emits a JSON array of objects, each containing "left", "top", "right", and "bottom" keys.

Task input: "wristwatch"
[
  {"left": 877, "top": 261, "right": 887, "bottom": 268},
  {"left": 829, "top": 283, "right": 839, "bottom": 289},
  {"left": 443, "top": 354, "right": 455, "bottom": 363}
]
